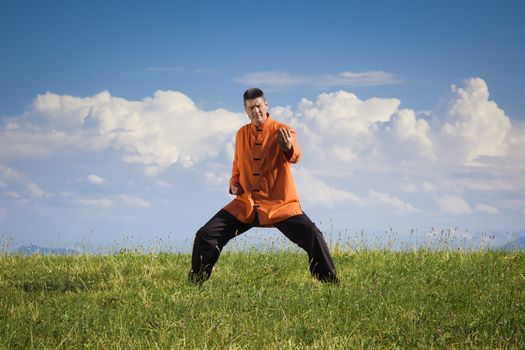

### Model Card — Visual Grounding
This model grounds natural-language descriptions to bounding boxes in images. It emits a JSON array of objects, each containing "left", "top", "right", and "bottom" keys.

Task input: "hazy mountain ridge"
[
  {"left": 13, "top": 244, "right": 80, "bottom": 256},
  {"left": 8, "top": 229, "right": 525, "bottom": 255}
]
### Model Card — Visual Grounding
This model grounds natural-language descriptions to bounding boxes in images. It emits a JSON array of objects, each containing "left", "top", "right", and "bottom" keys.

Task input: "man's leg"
[
  {"left": 189, "top": 209, "right": 252, "bottom": 283},
  {"left": 274, "top": 213, "right": 339, "bottom": 283}
]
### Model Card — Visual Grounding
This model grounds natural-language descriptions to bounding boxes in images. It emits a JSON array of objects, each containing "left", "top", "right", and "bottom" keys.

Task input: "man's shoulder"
[
  {"left": 272, "top": 120, "right": 293, "bottom": 131},
  {"left": 235, "top": 123, "right": 250, "bottom": 133}
]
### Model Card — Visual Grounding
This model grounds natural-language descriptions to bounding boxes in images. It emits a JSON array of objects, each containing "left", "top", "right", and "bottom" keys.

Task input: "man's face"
[{"left": 244, "top": 97, "right": 268, "bottom": 127}]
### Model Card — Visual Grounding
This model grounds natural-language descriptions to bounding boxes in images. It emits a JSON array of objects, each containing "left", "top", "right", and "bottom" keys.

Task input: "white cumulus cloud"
[
  {"left": 204, "top": 172, "right": 230, "bottom": 187},
  {"left": 0, "top": 164, "right": 47, "bottom": 199},
  {"left": 87, "top": 174, "right": 107, "bottom": 185},
  {"left": 119, "top": 195, "right": 151, "bottom": 208},
  {"left": 294, "top": 168, "right": 419, "bottom": 214},
  {"left": 391, "top": 109, "right": 436, "bottom": 160},
  {"left": 367, "top": 190, "right": 419, "bottom": 215},
  {"left": 27, "top": 183, "right": 45, "bottom": 198},
  {"left": 438, "top": 77, "right": 512, "bottom": 163},
  {"left": 285, "top": 90, "right": 400, "bottom": 168},
  {"left": 474, "top": 203, "right": 499, "bottom": 214},
  {"left": 1, "top": 90, "right": 246, "bottom": 175},
  {"left": 267, "top": 77, "right": 523, "bottom": 221},
  {"left": 293, "top": 168, "right": 360, "bottom": 208},
  {"left": 72, "top": 197, "right": 113, "bottom": 208},
  {"left": 235, "top": 70, "right": 401, "bottom": 89},
  {"left": 436, "top": 195, "right": 472, "bottom": 215},
  {"left": 1, "top": 77, "right": 524, "bottom": 231}
]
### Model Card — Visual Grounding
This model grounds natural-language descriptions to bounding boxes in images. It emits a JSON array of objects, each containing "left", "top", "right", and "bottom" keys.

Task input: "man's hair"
[{"left": 243, "top": 88, "right": 265, "bottom": 104}]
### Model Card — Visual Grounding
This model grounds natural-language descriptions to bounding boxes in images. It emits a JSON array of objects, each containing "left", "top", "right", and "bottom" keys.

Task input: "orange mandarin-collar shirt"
[{"left": 223, "top": 115, "right": 303, "bottom": 226}]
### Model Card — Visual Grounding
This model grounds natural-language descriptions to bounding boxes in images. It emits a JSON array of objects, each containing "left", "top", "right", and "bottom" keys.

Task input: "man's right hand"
[{"left": 231, "top": 182, "right": 244, "bottom": 195}]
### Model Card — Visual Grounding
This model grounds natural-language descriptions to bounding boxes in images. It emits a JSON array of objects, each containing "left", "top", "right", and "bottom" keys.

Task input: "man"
[{"left": 189, "top": 88, "right": 339, "bottom": 284}]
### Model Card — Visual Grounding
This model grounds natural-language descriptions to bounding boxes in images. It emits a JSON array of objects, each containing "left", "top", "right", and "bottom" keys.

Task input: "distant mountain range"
[
  {"left": 516, "top": 235, "right": 525, "bottom": 249},
  {"left": 13, "top": 244, "right": 80, "bottom": 255},
  {"left": 9, "top": 230, "right": 525, "bottom": 255},
  {"left": 503, "top": 231, "right": 525, "bottom": 250}
]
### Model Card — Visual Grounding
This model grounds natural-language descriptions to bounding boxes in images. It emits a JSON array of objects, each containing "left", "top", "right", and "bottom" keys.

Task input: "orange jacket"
[{"left": 223, "top": 115, "right": 303, "bottom": 225}]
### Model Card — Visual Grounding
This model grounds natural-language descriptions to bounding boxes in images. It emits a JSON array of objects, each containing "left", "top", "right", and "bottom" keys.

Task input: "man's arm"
[
  {"left": 229, "top": 132, "right": 245, "bottom": 195},
  {"left": 277, "top": 127, "right": 301, "bottom": 163}
]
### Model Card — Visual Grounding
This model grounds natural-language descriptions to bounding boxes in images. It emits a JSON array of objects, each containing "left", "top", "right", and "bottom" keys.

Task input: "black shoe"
[
  {"left": 187, "top": 270, "right": 209, "bottom": 285},
  {"left": 318, "top": 273, "right": 340, "bottom": 285},
  {"left": 328, "top": 277, "right": 341, "bottom": 285}
]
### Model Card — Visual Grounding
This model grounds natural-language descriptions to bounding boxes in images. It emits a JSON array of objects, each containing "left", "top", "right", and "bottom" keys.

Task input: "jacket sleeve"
[
  {"left": 284, "top": 127, "right": 301, "bottom": 164},
  {"left": 229, "top": 131, "right": 244, "bottom": 194}
]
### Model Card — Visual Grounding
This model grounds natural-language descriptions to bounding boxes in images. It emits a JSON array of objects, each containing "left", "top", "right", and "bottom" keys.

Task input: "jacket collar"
[{"left": 250, "top": 113, "right": 274, "bottom": 132}]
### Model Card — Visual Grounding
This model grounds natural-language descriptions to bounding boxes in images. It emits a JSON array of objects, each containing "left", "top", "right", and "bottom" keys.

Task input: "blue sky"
[{"left": 1, "top": 0, "right": 524, "bottom": 250}]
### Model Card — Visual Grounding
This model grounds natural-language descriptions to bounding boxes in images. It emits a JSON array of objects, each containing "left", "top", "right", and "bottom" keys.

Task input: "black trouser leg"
[
  {"left": 274, "top": 213, "right": 339, "bottom": 283},
  {"left": 190, "top": 209, "right": 252, "bottom": 282}
]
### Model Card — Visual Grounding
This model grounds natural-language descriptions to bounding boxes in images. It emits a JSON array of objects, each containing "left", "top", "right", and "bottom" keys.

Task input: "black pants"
[{"left": 189, "top": 209, "right": 338, "bottom": 283}]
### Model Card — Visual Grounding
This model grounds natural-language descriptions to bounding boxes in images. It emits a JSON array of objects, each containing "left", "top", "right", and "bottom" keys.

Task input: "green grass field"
[{"left": 1, "top": 249, "right": 524, "bottom": 349}]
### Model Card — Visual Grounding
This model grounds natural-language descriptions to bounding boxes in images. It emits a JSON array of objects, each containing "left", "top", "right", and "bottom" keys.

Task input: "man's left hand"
[{"left": 277, "top": 128, "right": 293, "bottom": 152}]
